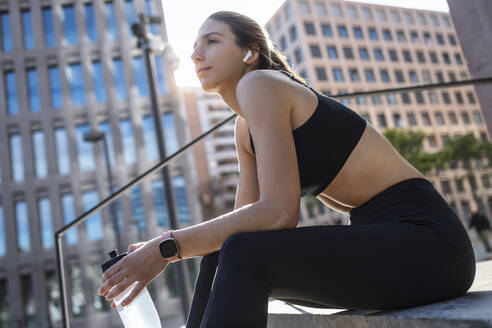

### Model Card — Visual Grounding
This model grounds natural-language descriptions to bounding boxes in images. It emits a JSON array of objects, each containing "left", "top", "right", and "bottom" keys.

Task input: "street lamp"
[
  {"left": 83, "top": 131, "right": 122, "bottom": 252},
  {"left": 132, "top": 13, "right": 192, "bottom": 320}
]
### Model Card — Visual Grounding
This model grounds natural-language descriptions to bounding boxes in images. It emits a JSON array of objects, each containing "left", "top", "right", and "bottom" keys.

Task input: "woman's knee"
[{"left": 219, "top": 232, "right": 265, "bottom": 269}]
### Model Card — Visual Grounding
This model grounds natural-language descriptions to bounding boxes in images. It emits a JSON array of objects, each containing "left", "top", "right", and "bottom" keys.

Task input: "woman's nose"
[{"left": 191, "top": 47, "right": 203, "bottom": 63}]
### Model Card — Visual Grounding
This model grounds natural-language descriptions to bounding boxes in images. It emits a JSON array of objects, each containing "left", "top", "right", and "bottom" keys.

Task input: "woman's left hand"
[{"left": 98, "top": 235, "right": 169, "bottom": 307}]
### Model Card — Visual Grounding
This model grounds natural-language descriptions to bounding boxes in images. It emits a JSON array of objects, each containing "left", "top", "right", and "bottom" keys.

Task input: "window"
[
  {"left": 376, "top": 9, "right": 387, "bottom": 22},
  {"left": 162, "top": 112, "right": 179, "bottom": 156},
  {"left": 299, "top": 1, "right": 311, "bottom": 14},
  {"left": 333, "top": 68, "right": 344, "bottom": 82},
  {"left": 82, "top": 190, "right": 103, "bottom": 241},
  {"left": 304, "top": 22, "right": 315, "bottom": 35},
  {"left": 372, "top": 95, "right": 382, "bottom": 105},
  {"left": 315, "top": 67, "right": 327, "bottom": 81},
  {"left": 152, "top": 180, "right": 169, "bottom": 226},
  {"left": 415, "top": 91, "right": 425, "bottom": 104},
  {"left": 124, "top": 0, "right": 137, "bottom": 34},
  {"left": 349, "top": 68, "right": 360, "bottom": 82},
  {"left": 347, "top": 7, "right": 358, "bottom": 19},
  {"left": 105, "top": 1, "right": 118, "bottom": 40},
  {"left": 393, "top": 113, "right": 403, "bottom": 127},
  {"left": 359, "top": 47, "right": 369, "bottom": 60},
  {"left": 10, "top": 134, "right": 24, "bottom": 182},
  {"left": 38, "top": 197, "right": 54, "bottom": 249},
  {"left": 120, "top": 119, "right": 137, "bottom": 164},
  {"left": 409, "top": 71, "right": 418, "bottom": 83},
  {"left": 422, "top": 70, "right": 431, "bottom": 83},
  {"left": 442, "top": 91, "right": 451, "bottom": 104},
  {"left": 92, "top": 60, "right": 106, "bottom": 103},
  {"left": 20, "top": 274, "right": 36, "bottom": 326},
  {"left": 473, "top": 111, "right": 483, "bottom": 124},
  {"left": 417, "top": 13, "right": 427, "bottom": 26},
  {"left": 32, "top": 131, "right": 48, "bottom": 178},
  {"left": 442, "top": 16, "right": 451, "bottom": 28},
  {"left": 383, "top": 29, "right": 392, "bottom": 41},
  {"left": 430, "top": 15, "right": 439, "bottom": 27},
  {"left": 280, "top": 35, "right": 287, "bottom": 50},
  {"left": 428, "top": 92, "right": 439, "bottom": 104},
  {"left": 343, "top": 47, "right": 354, "bottom": 59},
  {"left": 404, "top": 12, "right": 414, "bottom": 24},
  {"left": 84, "top": 3, "right": 98, "bottom": 42},
  {"left": 435, "top": 112, "right": 445, "bottom": 125},
  {"left": 289, "top": 25, "right": 297, "bottom": 41},
  {"left": 460, "top": 71, "right": 468, "bottom": 80},
  {"left": 368, "top": 28, "right": 378, "bottom": 40},
  {"left": 461, "top": 112, "right": 470, "bottom": 124},
  {"left": 26, "top": 68, "right": 40, "bottom": 112},
  {"left": 394, "top": 70, "right": 404, "bottom": 83},
  {"left": 417, "top": 51, "right": 426, "bottom": 63},
  {"left": 455, "top": 91, "right": 464, "bottom": 104},
  {"left": 327, "top": 45, "right": 338, "bottom": 59},
  {"left": 54, "top": 128, "right": 70, "bottom": 174},
  {"left": 391, "top": 10, "right": 400, "bottom": 23},
  {"left": 373, "top": 48, "right": 384, "bottom": 61},
  {"left": 402, "top": 50, "right": 412, "bottom": 62},
  {"left": 15, "top": 201, "right": 30, "bottom": 252},
  {"left": 421, "top": 112, "right": 432, "bottom": 125},
  {"left": 76, "top": 124, "right": 95, "bottom": 171},
  {"left": 448, "top": 34, "right": 457, "bottom": 46},
  {"left": 69, "top": 264, "right": 87, "bottom": 317},
  {"left": 430, "top": 51, "right": 438, "bottom": 63},
  {"left": 4, "top": 71, "right": 18, "bottom": 115},
  {"left": 0, "top": 206, "right": 5, "bottom": 257},
  {"left": 154, "top": 55, "right": 167, "bottom": 95},
  {"left": 48, "top": 66, "right": 62, "bottom": 109},
  {"left": 467, "top": 92, "right": 476, "bottom": 104},
  {"left": 1, "top": 12, "right": 13, "bottom": 52},
  {"left": 62, "top": 5, "right": 78, "bottom": 45},
  {"left": 424, "top": 32, "right": 432, "bottom": 44},
  {"left": 377, "top": 113, "right": 387, "bottom": 127},
  {"left": 331, "top": 4, "right": 342, "bottom": 17},
  {"left": 448, "top": 112, "right": 458, "bottom": 125},
  {"left": 441, "top": 134, "right": 450, "bottom": 146},
  {"left": 321, "top": 24, "right": 332, "bottom": 37},
  {"left": 482, "top": 175, "right": 491, "bottom": 189},
  {"left": 142, "top": 116, "right": 158, "bottom": 161},
  {"left": 315, "top": 2, "right": 327, "bottom": 16},
  {"left": 388, "top": 49, "right": 398, "bottom": 62},
  {"left": 443, "top": 52, "right": 451, "bottom": 64},
  {"left": 361, "top": 113, "right": 371, "bottom": 122},
  {"left": 455, "top": 179, "right": 464, "bottom": 193},
  {"left": 448, "top": 72, "right": 457, "bottom": 82},
  {"left": 67, "top": 63, "right": 86, "bottom": 106},
  {"left": 285, "top": 3, "right": 292, "bottom": 19},
  {"left": 130, "top": 185, "right": 146, "bottom": 230},
  {"left": 88, "top": 263, "right": 110, "bottom": 312},
  {"left": 441, "top": 180, "right": 451, "bottom": 194},
  {"left": 436, "top": 33, "right": 445, "bottom": 45},
  {"left": 364, "top": 69, "right": 375, "bottom": 82},
  {"left": 353, "top": 27, "right": 363, "bottom": 39},
  {"left": 455, "top": 53, "right": 463, "bottom": 65},
  {"left": 380, "top": 69, "right": 390, "bottom": 83},
  {"left": 410, "top": 31, "right": 419, "bottom": 43},
  {"left": 310, "top": 44, "right": 321, "bottom": 58},
  {"left": 61, "top": 194, "right": 77, "bottom": 244},
  {"left": 132, "top": 56, "right": 149, "bottom": 97},
  {"left": 386, "top": 93, "right": 397, "bottom": 105},
  {"left": 21, "top": 9, "right": 34, "bottom": 50},
  {"left": 435, "top": 71, "right": 444, "bottom": 83},
  {"left": 173, "top": 176, "right": 191, "bottom": 223},
  {"left": 337, "top": 25, "right": 348, "bottom": 38},
  {"left": 407, "top": 113, "right": 417, "bottom": 126},
  {"left": 362, "top": 7, "right": 372, "bottom": 20},
  {"left": 397, "top": 30, "right": 406, "bottom": 42},
  {"left": 294, "top": 47, "right": 303, "bottom": 64},
  {"left": 113, "top": 58, "right": 127, "bottom": 100}
]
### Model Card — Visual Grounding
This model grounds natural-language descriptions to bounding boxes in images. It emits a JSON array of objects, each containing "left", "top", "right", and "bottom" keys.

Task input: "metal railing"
[{"left": 55, "top": 76, "right": 492, "bottom": 327}]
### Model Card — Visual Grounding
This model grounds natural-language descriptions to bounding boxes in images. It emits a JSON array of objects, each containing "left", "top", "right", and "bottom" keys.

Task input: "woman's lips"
[{"left": 198, "top": 67, "right": 211, "bottom": 77}]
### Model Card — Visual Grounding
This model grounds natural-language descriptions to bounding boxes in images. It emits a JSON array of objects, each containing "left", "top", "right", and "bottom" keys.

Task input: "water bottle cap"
[{"left": 101, "top": 249, "right": 128, "bottom": 273}]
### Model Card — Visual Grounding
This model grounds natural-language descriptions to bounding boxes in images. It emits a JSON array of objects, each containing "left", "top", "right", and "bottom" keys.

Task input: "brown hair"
[{"left": 207, "top": 11, "right": 307, "bottom": 84}]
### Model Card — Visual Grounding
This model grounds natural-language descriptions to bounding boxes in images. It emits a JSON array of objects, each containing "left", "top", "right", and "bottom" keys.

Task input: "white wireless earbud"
[{"left": 242, "top": 50, "right": 252, "bottom": 63}]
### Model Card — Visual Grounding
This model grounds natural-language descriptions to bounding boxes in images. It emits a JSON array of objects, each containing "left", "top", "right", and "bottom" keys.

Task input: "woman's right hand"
[{"left": 128, "top": 242, "right": 146, "bottom": 253}]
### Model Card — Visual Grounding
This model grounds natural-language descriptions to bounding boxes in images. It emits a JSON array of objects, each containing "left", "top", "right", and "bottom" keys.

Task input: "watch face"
[{"left": 159, "top": 239, "right": 178, "bottom": 258}]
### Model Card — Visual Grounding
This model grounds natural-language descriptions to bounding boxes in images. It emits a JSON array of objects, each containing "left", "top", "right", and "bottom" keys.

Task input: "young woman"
[{"left": 99, "top": 11, "right": 476, "bottom": 328}]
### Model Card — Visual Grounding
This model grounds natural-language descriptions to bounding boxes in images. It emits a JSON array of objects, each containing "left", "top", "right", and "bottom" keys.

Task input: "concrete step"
[{"left": 267, "top": 259, "right": 492, "bottom": 328}]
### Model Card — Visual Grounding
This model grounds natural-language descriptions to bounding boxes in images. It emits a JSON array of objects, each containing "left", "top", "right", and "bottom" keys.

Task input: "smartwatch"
[{"left": 159, "top": 230, "right": 182, "bottom": 263}]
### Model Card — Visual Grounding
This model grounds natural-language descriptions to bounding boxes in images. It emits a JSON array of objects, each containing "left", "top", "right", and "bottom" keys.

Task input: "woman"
[{"left": 99, "top": 11, "right": 476, "bottom": 328}]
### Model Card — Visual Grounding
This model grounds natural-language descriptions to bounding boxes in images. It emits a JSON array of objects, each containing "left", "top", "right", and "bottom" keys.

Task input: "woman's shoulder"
[{"left": 237, "top": 69, "right": 292, "bottom": 91}]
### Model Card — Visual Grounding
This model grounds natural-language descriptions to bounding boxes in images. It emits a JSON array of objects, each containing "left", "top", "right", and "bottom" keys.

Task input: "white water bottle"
[{"left": 102, "top": 250, "right": 162, "bottom": 328}]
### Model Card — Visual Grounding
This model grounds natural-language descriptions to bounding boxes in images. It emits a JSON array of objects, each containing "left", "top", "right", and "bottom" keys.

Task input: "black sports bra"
[{"left": 248, "top": 70, "right": 367, "bottom": 197}]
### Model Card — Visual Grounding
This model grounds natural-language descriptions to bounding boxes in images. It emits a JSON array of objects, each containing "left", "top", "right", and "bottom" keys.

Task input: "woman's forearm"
[{"left": 172, "top": 201, "right": 297, "bottom": 259}]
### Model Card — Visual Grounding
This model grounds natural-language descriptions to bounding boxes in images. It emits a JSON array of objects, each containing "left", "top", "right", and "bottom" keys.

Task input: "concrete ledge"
[{"left": 267, "top": 260, "right": 492, "bottom": 328}]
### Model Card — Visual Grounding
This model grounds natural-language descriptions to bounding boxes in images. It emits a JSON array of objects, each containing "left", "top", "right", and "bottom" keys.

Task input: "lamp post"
[
  {"left": 132, "top": 13, "right": 192, "bottom": 320},
  {"left": 83, "top": 131, "right": 122, "bottom": 251}
]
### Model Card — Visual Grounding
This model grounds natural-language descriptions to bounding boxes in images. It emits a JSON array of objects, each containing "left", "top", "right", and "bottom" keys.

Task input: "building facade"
[
  {"left": 262, "top": 0, "right": 492, "bottom": 232},
  {"left": 0, "top": 0, "right": 200, "bottom": 327}
]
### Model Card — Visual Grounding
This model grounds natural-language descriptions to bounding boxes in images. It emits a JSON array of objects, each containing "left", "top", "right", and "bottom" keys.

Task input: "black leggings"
[{"left": 185, "top": 178, "right": 476, "bottom": 328}]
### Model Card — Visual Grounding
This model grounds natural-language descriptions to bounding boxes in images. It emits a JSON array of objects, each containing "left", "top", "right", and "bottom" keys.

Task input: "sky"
[{"left": 161, "top": 0, "right": 449, "bottom": 88}]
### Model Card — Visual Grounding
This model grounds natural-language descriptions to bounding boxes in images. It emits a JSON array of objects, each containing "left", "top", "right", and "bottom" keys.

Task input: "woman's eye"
[{"left": 207, "top": 39, "right": 217, "bottom": 44}]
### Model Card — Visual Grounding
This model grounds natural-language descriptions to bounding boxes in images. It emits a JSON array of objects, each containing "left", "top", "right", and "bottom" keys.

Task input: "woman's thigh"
[{"left": 229, "top": 223, "right": 475, "bottom": 310}]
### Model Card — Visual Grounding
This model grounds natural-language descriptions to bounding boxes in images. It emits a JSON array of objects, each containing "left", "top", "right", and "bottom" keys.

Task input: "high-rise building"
[
  {"left": 263, "top": 0, "right": 491, "bottom": 228},
  {"left": 0, "top": 1, "right": 199, "bottom": 327}
]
